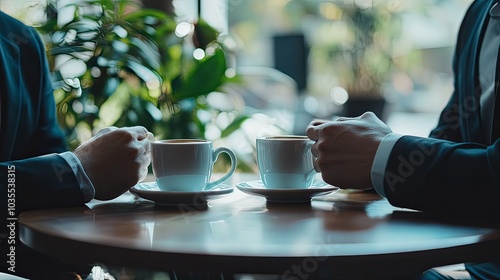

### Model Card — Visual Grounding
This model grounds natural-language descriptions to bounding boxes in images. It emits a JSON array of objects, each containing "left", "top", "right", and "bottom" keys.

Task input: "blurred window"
[{"left": 226, "top": 0, "right": 474, "bottom": 122}]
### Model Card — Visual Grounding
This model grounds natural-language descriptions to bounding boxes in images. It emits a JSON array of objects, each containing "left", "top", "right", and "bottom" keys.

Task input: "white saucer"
[
  {"left": 235, "top": 180, "right": 338, "bottom": 203},
  {"left": 129, "top": 181, "right": 234, "bottom": 207}
]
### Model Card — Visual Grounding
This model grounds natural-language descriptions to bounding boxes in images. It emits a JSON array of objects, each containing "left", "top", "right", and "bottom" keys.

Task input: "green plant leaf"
[
  {"left": 124, "top": 8, "right": 174, "bottom": 23},
  {"left": 49, "top": 46, "right": 95, "bottom": 56},
  {"left": 172, "top": 48, "right": 226, "bottom": 100},
  {"left": 193, "top": 18, "right": 219, "bottom": 49}
]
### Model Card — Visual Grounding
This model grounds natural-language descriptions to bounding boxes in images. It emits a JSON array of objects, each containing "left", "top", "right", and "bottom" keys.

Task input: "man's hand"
[
  {"left": 306, "top": 112, "right": 392, "bottom": 189},
  {"left": 74, "top": 126, "right": 153, "bottom": 200}
]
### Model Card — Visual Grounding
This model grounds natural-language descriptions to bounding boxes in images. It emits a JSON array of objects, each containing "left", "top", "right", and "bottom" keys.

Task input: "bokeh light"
[
  {"left": 330, "top": 87, "right": 349, "bottom": 105},
  {"left": 175, "top": 22, "right": 192, "bottom": 37},
  {"left": 193, "top": 48, "right": 206, "bottom": 60}
]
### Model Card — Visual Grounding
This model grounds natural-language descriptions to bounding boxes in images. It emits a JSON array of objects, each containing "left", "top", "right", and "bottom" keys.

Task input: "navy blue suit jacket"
[
  {"left": 384, "top": 0, "right": 500, "bottom": 218},
  {"left": 0, "top": 12, "right": 84, "bottom": 218}
]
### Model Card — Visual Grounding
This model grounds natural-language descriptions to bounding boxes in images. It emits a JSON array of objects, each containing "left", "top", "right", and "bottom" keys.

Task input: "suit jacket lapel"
[
  {"left": 489, "top": 1, "right": 500, "bottom": 142},
  {"left": 0, "top": 33, "right": 22, "bottom": 161},
  {"left": 491, "top": 47, "right": 500, "bottom": 141},
  {"left": 464, "top": 0, "right": 494, "bottom": 143}
]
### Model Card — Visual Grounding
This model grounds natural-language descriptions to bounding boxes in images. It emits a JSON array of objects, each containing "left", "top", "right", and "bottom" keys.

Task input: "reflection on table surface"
[{"left": 19, "top": 173, "right": 500, "bottom": 279}]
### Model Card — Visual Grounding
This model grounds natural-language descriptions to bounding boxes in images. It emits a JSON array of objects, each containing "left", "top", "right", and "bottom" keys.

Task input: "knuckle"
[
  {"left": 322, "top": 124, "right": 336, "bottom": 135},
  {"left": 116, "top": 129, "right": 135, "bottom": 142}
]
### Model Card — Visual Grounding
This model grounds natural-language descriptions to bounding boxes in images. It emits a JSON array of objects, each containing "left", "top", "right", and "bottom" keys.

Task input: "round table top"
[{"left": 19, "top": 175, "right": 500, "bottom": 279}]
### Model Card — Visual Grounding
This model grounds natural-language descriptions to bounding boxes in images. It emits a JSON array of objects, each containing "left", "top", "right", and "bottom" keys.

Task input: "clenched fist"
[
  {"left": 74, "top": 126, "right": 153, "bottom": 200},
  {"left": 306, "top": 112, "right": 392, "bottom": 190}
]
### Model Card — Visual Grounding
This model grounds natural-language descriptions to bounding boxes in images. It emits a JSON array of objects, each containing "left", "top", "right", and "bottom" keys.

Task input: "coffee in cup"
[
  {"left": 256, "top": 136, "right": 316, "bottom": 189},
  {"left": 151, "top": 139, "right": 237, "bottom": 192}
]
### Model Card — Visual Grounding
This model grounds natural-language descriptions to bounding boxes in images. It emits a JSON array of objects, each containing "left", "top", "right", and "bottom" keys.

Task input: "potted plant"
[
  {"left": 328, "top": 1, "right": 401, "bottom": 120},
  {"left": 37, "top": 0, "right": 246, "bottom": 149}
]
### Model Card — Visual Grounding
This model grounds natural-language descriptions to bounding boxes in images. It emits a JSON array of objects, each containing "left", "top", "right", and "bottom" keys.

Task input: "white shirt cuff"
[
  {"left": 58, "top": 152, "right": 95, "bottom": 202},
  {"left": 371, "top": 134, "right": 403, "bottom": 197}
]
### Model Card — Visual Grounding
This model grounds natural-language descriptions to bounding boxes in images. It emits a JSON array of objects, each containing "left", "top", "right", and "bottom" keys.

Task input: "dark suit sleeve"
[
  {"left": 383, "top": 136, "right": 500, "bottom": 218},
  {"left": 0, "top": 155, "right": 84, "bottom": 217}
]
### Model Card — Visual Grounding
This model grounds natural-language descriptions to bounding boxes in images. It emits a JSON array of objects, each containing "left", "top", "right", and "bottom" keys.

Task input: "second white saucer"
[{"left": 235, "top": 180, "right": 338, "bottom": 203}]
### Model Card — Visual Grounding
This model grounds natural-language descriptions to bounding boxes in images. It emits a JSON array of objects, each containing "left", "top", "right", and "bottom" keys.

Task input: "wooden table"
[{"left": 18, "top": 174, "right": 500, "bottom": 279}]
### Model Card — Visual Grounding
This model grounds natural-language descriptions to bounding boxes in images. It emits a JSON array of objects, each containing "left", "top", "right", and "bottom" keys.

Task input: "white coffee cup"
[
  {"left": 256, "top": 136, "right": 316, "bottom": 189},
  {"left": 151, "top": 139, "right": 237, "bottom": 192}
]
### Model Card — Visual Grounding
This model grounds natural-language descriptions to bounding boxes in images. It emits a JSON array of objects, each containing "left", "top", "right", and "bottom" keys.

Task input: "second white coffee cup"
[
  {"left": 256, "top": 135, "right": 316, "bottom": 189},
  {"left": 151, "top": 139, "right": 237, "bottom": 192}
]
